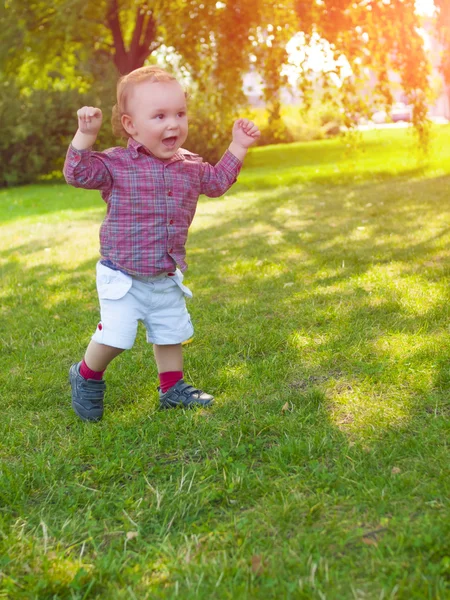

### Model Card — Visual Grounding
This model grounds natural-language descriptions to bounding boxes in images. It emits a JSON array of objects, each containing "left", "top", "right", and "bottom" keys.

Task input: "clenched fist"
[
  {"left": 232, "top": 119, "right": 261, "bottom": 149},
  {"left": 77, "top": 106, "right": 103, "bottom": 136}
]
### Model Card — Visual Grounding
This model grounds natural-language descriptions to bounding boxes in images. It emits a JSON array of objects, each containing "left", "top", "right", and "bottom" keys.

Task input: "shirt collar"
[{"left": 127, "top": 137, "right": 186, "bottom": 164}]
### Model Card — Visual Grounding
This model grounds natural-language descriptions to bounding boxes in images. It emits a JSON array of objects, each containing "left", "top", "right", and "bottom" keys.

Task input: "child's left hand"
[{"left": 232, "top": 119, "right": 261, "bottom": 148}]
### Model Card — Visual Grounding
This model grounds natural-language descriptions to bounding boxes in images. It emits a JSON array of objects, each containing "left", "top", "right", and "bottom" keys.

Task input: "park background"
[{"left": 1, "top": 0, "right": 450, "bottom": 598}]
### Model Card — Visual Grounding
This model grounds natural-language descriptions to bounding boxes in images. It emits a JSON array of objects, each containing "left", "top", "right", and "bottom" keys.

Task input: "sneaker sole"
[
  {"left": 159, "top": 398, "right": 214, "bottom": 410},
  {"left": 72, "top": 400, "right": 103, "bottom": 422}
]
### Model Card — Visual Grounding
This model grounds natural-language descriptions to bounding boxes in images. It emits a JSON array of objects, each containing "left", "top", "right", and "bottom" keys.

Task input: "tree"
[
  {"left": 0, "top": 0, "right": 433, "bottom": 159},
  {"left": 1, "top": 0, "right": 172, "bottom": 84},
  {"left": 257, "top": 0, "right": 431, "bottom": 147}
]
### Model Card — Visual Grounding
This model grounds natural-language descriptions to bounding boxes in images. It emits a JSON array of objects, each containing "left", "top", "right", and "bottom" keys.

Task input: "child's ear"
[{"left": 121, "top": 114, "right": 136, "bottom": 136}]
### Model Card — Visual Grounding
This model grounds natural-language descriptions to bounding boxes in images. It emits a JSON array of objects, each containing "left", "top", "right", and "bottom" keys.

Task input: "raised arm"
[
  {"left": 63, "top": 106, "right": 113, "bottom": 193},
  {"left": 228, "top": 118, "right": 261, "bottom": 161},
  {"left": 199, "top": 118, "right": 261, "bottom": 197},
  {"left": 72, "top": 106, "right": 103, "bottom": 150}
]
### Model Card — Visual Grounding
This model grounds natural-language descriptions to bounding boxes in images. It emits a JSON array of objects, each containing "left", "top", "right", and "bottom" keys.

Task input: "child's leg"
[
  {"left": 154, "top": 343, "right": 213, "bottom": 409},
  {"left": 146, "top": 274, "right": 213, "bottom": 408},
  {"left": 70, "top": 341, "right": 124, "bottom": 423},
  {"left": 84, "top": 340, "right": 124, "bottom": 372},
  {"left": 153, "top": 343, "right": 184, "bottom": 394},
  {"left": 153, "top": 343, "right": 183, "bottom": 373}
]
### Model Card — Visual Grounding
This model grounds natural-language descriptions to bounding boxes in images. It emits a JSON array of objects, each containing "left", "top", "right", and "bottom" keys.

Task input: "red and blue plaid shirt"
[{"left": 63, "top": 138, "right": 242, "bottom": 276}]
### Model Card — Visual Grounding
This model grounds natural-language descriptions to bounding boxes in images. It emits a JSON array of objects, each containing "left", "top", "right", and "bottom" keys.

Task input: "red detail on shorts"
[
  {"left": 168, "top": 272, "right": 175, "bottom": 276},
  {"left": 98, "top": 323, "right": 103, "bottom": 330}
]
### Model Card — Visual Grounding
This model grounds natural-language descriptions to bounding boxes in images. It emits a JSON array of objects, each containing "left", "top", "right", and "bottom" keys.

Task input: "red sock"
[
  {"left": 79, "top": 359, "right": 105, "bottom": 381},
  {"left": 159, "top": 371, "right": 183, "bottom": 393}
]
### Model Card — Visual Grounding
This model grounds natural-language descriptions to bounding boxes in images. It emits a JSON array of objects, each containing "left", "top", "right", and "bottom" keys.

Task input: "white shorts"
[{"left": 91, "top": 262, "right": 194, "bottom": 349}]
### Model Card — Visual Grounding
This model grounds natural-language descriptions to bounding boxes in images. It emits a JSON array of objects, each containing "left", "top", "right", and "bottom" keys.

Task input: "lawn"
[{"left": 1, "top": 126, "right": 450, "bottom": 599}]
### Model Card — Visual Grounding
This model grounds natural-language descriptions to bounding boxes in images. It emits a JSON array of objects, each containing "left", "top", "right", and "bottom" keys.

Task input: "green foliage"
[
  {"left": 0, "top": 0, "right": 435, "bottom": 160},
  {"left": 186, "top": 98, "right": 239, "bottom": 165},
  {"left": 184, "top": 76, "right": 248, "bottom": 162},
  {"left": 258, "top": 120, "right": 295, "bottom": 146},
  {"left": 253, "top": 103, "right": 344, "bottom": 146},
  {"left": 0, "top": 81, "right": 80, "bottom": 187},
  {"left": 0, "top": 77, "right": 122, "bottom": 188}
]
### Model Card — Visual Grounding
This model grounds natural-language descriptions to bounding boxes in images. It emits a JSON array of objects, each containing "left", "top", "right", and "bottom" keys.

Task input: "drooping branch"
[{"left": 435, "top": 0, "right": 450, "bottom": 85}]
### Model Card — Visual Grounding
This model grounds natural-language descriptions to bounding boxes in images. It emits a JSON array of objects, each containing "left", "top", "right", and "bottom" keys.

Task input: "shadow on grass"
[
  {"left": 1, "top": 170, "right": 449, "bottom": 422},
  {"left": 185, "top": 170, "right": 450, "bottom": 426},
  {"left": 1, "top": 168, "right": 450, "bottom": 596}
]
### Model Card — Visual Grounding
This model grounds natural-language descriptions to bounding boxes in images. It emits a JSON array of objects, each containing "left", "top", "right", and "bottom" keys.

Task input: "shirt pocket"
[{"left": 96, "top": 262, "right": 132, "bottom": 300}]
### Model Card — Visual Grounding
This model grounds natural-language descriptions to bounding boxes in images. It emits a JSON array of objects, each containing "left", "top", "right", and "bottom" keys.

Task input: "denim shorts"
[{"left": 91, "top": 262, "right": 194, "bottom": 349}]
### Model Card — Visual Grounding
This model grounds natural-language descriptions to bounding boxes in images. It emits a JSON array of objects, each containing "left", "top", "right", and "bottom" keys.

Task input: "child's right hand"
[{"left": 77, "top": 106, "right": 103, "bottom": 136}]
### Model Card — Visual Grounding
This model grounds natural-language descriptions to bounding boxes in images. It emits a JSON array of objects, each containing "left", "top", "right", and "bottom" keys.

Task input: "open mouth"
[{"left": 162, "top": 136, "right": 178, "bottom": 149}]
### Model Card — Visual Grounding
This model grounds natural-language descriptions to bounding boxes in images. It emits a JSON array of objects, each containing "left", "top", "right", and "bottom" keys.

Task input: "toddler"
[{"left": 64, "top": 65, "right": 260, "bottom": 422}]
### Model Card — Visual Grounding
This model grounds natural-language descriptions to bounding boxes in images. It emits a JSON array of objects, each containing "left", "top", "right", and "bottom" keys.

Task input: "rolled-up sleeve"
[
  {"left": 63, "top": 145, "right": 113, "bottom": 195},
  {"left": 199, "top": 150, "right": 242, "bottom": 197}
]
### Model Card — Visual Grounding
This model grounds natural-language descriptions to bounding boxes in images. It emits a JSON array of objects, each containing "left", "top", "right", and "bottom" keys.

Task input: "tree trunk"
[{"left": 107, "top": 0, "right": 158, "bottom": 74}]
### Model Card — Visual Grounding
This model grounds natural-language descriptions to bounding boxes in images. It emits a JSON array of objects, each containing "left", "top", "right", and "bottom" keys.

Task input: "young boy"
[{"left": 63, "top": 65, "right": 260, "bottom": 422}]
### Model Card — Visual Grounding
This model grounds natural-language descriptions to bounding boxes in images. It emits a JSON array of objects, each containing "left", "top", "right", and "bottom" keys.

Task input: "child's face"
[{"left": 122, "top": 80, "right": 188, "bottom": 159}]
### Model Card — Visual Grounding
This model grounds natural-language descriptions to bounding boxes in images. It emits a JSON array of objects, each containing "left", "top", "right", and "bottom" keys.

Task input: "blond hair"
[{"left": 111, "top": 66, "right": 178, "bottom": 139}]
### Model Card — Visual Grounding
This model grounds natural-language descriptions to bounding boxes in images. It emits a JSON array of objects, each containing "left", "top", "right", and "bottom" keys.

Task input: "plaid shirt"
[{"left": 63, "top": 138, "right": 242, "bottom": 276}]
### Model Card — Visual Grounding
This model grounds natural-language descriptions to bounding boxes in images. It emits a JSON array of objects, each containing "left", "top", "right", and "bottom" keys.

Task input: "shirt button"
[
  {"left": 167, "top": 190, "right": 173, "bottom": 196},
  {"left": 169, "top": 248, "right": 173, "bottom": 253},
  {"left": 169, "top": 219, "right": 174, "bottom": 225}
]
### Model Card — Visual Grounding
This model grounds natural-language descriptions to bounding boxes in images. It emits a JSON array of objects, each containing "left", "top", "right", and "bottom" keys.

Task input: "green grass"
[{"left": 1, "top": 126, "right": 450, "bottom": 599}]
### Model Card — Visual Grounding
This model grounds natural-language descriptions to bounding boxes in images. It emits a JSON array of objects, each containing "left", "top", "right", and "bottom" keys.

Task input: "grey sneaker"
[
  {"left": 69, "top": 362, "right": 106, "bottom": 422},
  {"left": 159, "top": 379, "right": 214, "bottom": 409}
]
